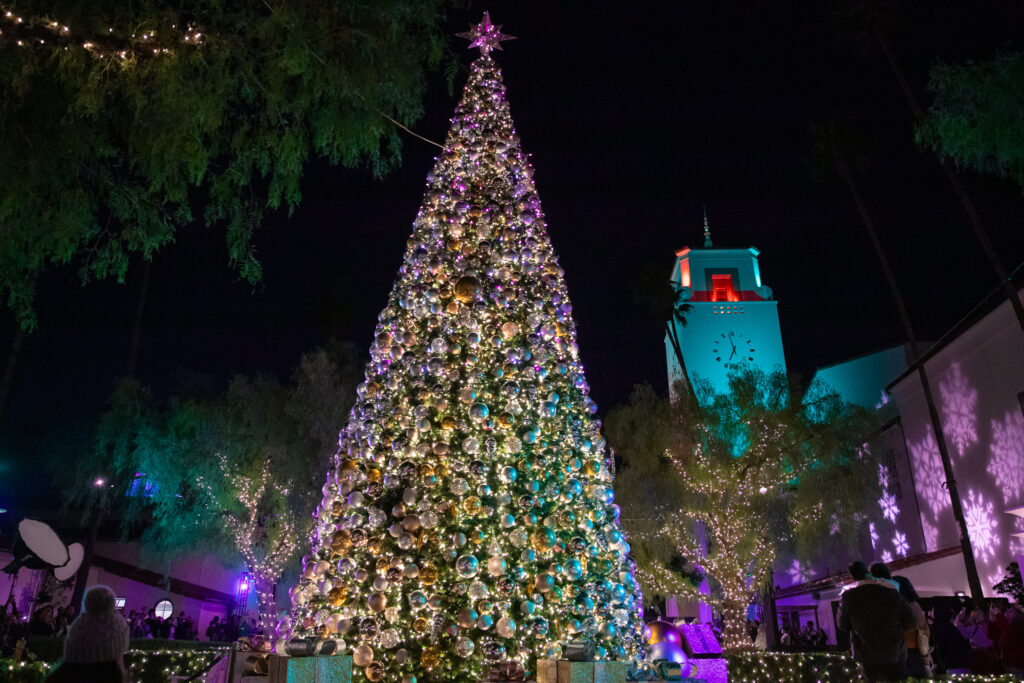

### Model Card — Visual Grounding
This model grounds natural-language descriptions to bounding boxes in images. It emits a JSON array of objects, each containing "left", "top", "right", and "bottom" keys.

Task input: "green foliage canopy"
[
  {"left": 54, "top": 343, "right": 362, "bottom": 569},
  {"left": 917, "top": 53, "right": 1024, "bottom": 193},
  {"left": 605, "top": 369, "right": 881, "bottom": 646},
  {"left": 0, "top": 1, "right": 450, "bottom": 329}
]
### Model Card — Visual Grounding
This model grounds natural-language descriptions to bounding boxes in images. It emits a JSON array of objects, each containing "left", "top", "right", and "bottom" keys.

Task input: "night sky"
[{"left": 3, "top": 2, "right": 1024, "bottom": 506}]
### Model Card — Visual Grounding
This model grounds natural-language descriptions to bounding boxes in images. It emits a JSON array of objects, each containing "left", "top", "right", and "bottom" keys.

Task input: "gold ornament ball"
[
  {"left": 454, "top": 275, "right": 481, "bottom": 302},
  {"left": 420, "top": 566, "right": 438, "bottom": 585},
  {"left": 421, "top": 646, "right": 441, "bottom": 669},
  {"left": 413, "top": 616, "right": 430, "bottom": 634},
  {"left": 531, "top": 527, "right": 556, "bottom": 551},
  {"left": 365, "top": 661, "right": 386, "bottom": 681},
  {"left": 353, "top": 644, "right": 374, "bottom": 667},
  {"left": 328, "top": 585, "right": 347, "bottom": 607},
  {"left": 462, "top": 496, "right": 482, "bottom": 516},
  {"left": 501, "top": 321, "right": 519, "bottom": 339},
  {"left": 368, "top": 592, "right": 387, "bottom": 613}
]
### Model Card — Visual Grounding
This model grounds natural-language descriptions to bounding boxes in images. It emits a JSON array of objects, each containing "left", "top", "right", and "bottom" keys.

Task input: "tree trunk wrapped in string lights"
[
  {"left": 282, "top": 15, "right": 644, "bottom": 682},
  {"left": 196, "top": 454, "right": 301, "bottom": 631}
]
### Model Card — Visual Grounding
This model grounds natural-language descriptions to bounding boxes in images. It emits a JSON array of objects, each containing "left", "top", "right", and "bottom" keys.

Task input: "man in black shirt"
[{"left": 838, "top": 561, "right": 915, "bottom": 682}]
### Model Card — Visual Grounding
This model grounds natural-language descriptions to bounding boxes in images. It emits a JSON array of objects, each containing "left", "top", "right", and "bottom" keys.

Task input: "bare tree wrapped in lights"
[
  {"left": 606, "top": 370, "right": 880, "bottom": 651},
  {"left": 198, "top": 455, "right": 301, "bottom": 629},
  {"left": 282, "top": 15, "right": 645, "bottom": 681}
]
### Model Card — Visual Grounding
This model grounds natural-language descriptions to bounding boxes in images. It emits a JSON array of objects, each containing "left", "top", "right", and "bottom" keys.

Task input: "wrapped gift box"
[
  {"left": 557, "top": 660, "right": 594, "bottom": 683},
  {"left": 268, "top": 654, "right": 353, "bottom": 683},
  {"left": 536, "top": 658, "right": 558, "bottom": 683},
  {"left": 593, "top": 661, "right": 628, "bottom": 683}
]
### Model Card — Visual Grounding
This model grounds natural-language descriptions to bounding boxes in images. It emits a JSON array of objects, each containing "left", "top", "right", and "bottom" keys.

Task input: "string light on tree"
[
  {"left": 0, "top": 3, "right": 202, "bottom": 59},
  {"left": 195, "top": 454, "right": 302, "bottom": 630},
  {"left": 282, "top": 15, "right": 644, "bottom": 681},
  {"left": 608, "top": 369, "right": 880, "bottom": 653}
]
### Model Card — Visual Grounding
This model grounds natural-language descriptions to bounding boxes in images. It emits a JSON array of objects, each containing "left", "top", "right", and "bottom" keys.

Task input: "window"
[
  {"left": 126, "top": 472, "right": 159, "bottom": 498},
  {"left": 154, "top": 599, "right": 173, "bottom": 619},
  {"left": 711, "top": 274, "right": 737, "bottom": 302}
]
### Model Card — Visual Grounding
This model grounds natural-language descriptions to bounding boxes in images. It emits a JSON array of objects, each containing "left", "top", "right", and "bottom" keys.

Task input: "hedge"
[
  {"left": 726, "top": 652, "right": 1023, "bottom": 682},
  {"left": 5, "top": 643, "right": 228, "bottom": 683}
]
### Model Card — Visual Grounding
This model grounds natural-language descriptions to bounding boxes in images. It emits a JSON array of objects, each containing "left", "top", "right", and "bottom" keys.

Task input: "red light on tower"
[{"left": 711, "top": 274, "right": 737, "bottom": 302}]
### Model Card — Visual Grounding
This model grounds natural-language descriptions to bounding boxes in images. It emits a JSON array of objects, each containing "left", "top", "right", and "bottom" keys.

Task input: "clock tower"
[{"left": 666, "top": 221, "right": 786, "bottom": 397}]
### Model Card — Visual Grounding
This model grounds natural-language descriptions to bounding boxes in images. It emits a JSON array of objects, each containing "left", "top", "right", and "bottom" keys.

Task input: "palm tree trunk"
[
  {"left": 665, "top": 322, "right": 697, "bottom": 406},
  {"left": 0, "top": 326, "right": 24, "bottom": 420},
  {"left": 871, "top": 26, "right": 1024, "bottom": 334},
  {"left": 837, "top": 159, "right": 985, "bottom": 604}
]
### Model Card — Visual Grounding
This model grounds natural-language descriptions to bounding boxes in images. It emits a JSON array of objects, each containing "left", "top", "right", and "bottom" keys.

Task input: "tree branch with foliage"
[
  {"left": 0, "top": 0, "right": 451, "bottom": 330},
  {"left": 917, "top": 53, "right": 1024, "bottom": 194},
  {"left": 607, "top": 369, "right": 881, "bottom": 651},
  {"left": 50, "top": 344, "right": 361, "bottom": 629}
]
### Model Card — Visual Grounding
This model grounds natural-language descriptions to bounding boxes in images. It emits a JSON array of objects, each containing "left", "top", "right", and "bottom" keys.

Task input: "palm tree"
[
  {"left": 830, "top": 0, "right": 1024, "bottom": 333},
  {"left": 637, "top": 265, "right": 696, "bottom": 405},
  {"left": 810, "top": 114, "right": 985, "bottom": 604}
]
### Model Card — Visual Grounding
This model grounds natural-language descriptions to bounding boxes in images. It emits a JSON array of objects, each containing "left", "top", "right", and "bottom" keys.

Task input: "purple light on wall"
[
  {"left": 987, "top": 410, "right": 1024, "bottom": 497},
  {"left": 690, "top": 658, "right": 729, "bottom": 683},
  {"left": 678, "top": 623, "right": 724, "bottom": 655},
  {"left": 939, "top": 363, "right": 978, "bottom": 457}
]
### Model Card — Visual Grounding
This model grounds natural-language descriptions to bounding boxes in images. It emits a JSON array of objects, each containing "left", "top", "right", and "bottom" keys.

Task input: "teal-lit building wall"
[{"left": 809, "top": 345, "right": 910, "bottom": 410}]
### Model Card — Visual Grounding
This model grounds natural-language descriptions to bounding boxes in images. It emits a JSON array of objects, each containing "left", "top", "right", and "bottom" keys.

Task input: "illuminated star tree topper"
[{"left": 456, "top": 11, "right": 516, "bottom": 55}]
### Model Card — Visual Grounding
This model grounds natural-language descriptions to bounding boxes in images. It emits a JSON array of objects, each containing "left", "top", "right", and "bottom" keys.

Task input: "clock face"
[{"left": 712, "top": 330, "right": 756, "bottom": 366}]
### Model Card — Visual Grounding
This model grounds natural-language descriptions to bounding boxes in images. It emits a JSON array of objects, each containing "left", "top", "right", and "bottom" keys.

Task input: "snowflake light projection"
[
  {"left": 910, "top": 430, "right": 950, "bottom": 516},
  {"left": 987, "top": 410, "right": 1024, "bottom": 498},
  {"left": 878, "top": 463, "right": 890, "bottom": 490},
  {"left": 1010, "top": 534, "right": 1024, "bottom": 559},
  {"left": 879, "top": 491, "right": 899, "bottom": 522},
  {"left": 788, "top": 559, "right": 813, "bottom": 585},
  {"left": 869, "top": 522, "right": 879, "bottom": 549},
  {"left": 988, "top": 568, "right": 1008, "bottom": 592},
  {"left": 829, "top": 514, "right": 840, "bottom": 536},
  {"left": 893, "top": 531, "right": 909, "bottom": 558},
  {"left": 939, "top": 363, "right": 978, "bottom": 457},
  {"left": 920, "top": 517, "right": 938, "bottom": 553},
  {"left": 881, "top": 549, "right": 893, "bottom": 563},
  {"left": 1010, "top": 518, "right": 1024, "bottom": 558},
  {"left": 964, "top": 489, "right": 997, "bottom": 561}
]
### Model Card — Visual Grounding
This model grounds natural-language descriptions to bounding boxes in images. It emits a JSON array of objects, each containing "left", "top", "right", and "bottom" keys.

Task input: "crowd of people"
[
  {"left": 1, "top": 591, "right": 263, "bottom": 667},
  {"left": 124, "top": 608, "right": 195, "bottom": 640},
  {"left": 201, "top": 614, "right": 258, "bottom": 642},
  {"left": 838, "top": 560, "right": 1024, "bottom": 681}
]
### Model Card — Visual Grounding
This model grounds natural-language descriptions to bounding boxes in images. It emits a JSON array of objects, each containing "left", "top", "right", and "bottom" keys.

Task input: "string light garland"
[
  {"left": 124, "top": 647, "right": 228, "bottom": 683},
  {"left": 282, "top": 16, "right": 645, "bottom": 682},
  {"left": 1, "top": 649, "right": 226, "bottom": 683},
  {"left": 0, "top": 659, "right": 51, "bottom": 683},
  {"left": 0, "top": 3, "right": 203, "bottom": 59},
  {"left": 727, "top": 651, "right": 1024, "bottom": 683}
]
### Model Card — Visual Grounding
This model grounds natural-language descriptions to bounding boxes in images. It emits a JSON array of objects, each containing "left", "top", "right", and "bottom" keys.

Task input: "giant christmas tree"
[{"left": 283, "top": 15, "right": 645, "bottom": 681}]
